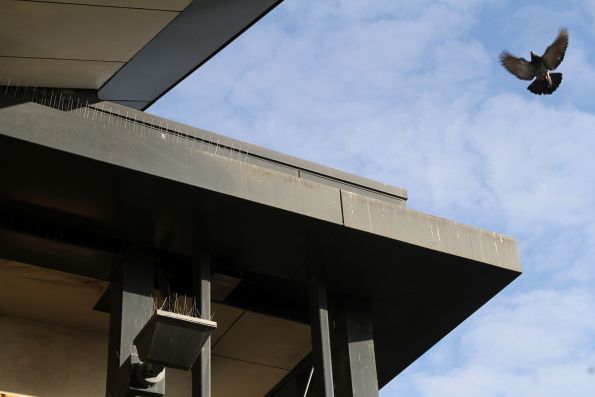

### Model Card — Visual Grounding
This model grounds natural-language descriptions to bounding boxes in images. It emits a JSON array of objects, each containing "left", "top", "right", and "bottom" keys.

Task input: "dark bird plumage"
[{"left": 500, "top": 28, "right": 569, "bottom": 95}]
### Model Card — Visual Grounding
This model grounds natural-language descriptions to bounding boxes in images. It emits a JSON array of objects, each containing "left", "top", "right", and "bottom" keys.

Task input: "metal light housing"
[{"left": 134, "top": 310, "right": 217, "bottom": 370}]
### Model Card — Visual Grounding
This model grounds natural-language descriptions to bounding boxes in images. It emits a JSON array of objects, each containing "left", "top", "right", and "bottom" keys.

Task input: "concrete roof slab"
[
  {"left": 0, "top": 98, "right": 521, "bottom": 389},
  {"left": 0, "top": 1, "right": 178, "bottom": 62}
]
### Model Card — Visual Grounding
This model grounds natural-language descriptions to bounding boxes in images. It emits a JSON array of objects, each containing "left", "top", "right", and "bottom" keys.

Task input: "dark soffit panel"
[{"left": 98, "top": 0, "right": 284, "bottom": 109}]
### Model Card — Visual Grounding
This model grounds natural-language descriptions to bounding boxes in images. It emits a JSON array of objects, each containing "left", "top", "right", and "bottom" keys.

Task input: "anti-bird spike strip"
[{"left": 0, "top": 81, "right": 254, "bottom": 171}]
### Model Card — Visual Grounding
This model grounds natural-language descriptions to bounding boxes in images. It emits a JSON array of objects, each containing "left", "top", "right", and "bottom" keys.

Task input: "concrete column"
[
  {"left": 331, "top": 296, "right": 379, "bottom": 397},
  {"left": 192, "top": 253, "right": 212, "bottom": 397},
  {"left": 309, "top": 277, "right": 335, "bottom": 397},
  {"left": 106, "top": 247, "right": 160, "bottom": 397}
]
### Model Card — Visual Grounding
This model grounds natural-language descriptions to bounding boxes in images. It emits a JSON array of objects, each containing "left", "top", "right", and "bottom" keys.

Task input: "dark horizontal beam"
[
  {"left": 0, "top": 224, "right": 121, "bottom": 281},
  {"left": 99, "top": 0, "right": 284, "bottom": 109}
]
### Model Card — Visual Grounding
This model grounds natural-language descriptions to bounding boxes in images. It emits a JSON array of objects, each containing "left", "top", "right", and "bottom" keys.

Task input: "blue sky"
[{"left": 149, "top": 1, "right": 595, "bottom": 395}]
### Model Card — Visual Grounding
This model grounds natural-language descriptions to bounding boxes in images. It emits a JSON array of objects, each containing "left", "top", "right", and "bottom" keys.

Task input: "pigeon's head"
[{"left": 530, "top": 50, "right": 539, "bottom": 60}]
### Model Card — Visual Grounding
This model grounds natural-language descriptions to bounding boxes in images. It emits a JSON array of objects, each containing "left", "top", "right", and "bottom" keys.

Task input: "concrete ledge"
[
  {"left": 89, "top": 101, "right": 409, "bottom": 202},
  {"left": 341, "top": 190, "right": 521, "bottom": 272},
  {"left": 0, "top": 101, "right": 343, "bottom": 225},
  {"left": 0, "top": 100, "right": 520, "bottom": 274}
]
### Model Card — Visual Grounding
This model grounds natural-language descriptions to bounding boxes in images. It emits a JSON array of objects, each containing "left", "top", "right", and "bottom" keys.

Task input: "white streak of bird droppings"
[
  {"left": 479, "top": 231, "right": 485, "bottom": 260},
  {"left": 366, "top": 199, "right": 373, "bottom": 231}
]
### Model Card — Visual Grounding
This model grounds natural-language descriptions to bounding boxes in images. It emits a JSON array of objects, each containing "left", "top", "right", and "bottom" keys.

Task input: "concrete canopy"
[{"left": 0, "top": 99, "right": 521, "bottom": 390}]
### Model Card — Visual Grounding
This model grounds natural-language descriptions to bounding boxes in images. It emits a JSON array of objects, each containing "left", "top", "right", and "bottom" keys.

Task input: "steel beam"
[
  {"left": 192, "top": 253, "right": 212, "bottom": 397},
  {"left": 310, "top": 278, "right": 335, "bottom": 397}
]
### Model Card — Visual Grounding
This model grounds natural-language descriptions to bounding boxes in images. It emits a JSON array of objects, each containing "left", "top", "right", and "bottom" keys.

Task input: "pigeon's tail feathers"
[
  {"left": 550, "top": 72, "right": 563, "bottom": 90},
  {"left": 527, "top": 73, "right": 562, "bottom": 95}
]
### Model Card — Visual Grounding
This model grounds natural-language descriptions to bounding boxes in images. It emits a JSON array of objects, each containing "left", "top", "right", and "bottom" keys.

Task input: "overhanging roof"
[
  {"left": 0, "top": 0, "right": 284, "bottom": 109},
  {"left": 0, "top": 97, "right": 521, "bottom": 390}
]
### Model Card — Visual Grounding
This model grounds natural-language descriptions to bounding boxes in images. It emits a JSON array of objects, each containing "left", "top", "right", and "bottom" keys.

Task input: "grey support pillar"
[
  {"left": 332, "top": 297, "right": 379, "bottom": 397},
  {"left": 106, "top": 247, "right": 158, "bottom": 397},
  {"left": 192, "top": 253, "right": 212, "bottom": 397},
  {"left": 309, "top": 278, "right": 335, "bottom": 397}
]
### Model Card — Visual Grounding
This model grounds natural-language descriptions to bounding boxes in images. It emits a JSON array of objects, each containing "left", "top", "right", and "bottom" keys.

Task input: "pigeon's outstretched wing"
[
  {"left": 542, "top": 28, "right": 569, "bottom": 70},
  {"left": 499, "top": 52, "right": 534, "bottom": 80}
]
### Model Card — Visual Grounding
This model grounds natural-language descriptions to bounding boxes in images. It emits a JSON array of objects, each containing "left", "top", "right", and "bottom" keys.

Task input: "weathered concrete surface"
[
  {"left": 0, "top": 101, "right": 342, "bottom": 225},
  {"left": 341, "top": 190, "right": 521, "bottom": 272}
]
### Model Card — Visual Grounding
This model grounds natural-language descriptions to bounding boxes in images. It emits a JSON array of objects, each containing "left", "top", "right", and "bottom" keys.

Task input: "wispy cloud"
[{"left": 398, "top": 289, "right": 595, "bottom": 397}]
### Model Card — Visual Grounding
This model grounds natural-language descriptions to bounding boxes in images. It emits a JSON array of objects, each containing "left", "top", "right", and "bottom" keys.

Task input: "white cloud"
[
  {"left": 468, "top": 94, "right": 595, "bottom": 229},
  {"left": 413, "top": 361, "right": 595, "bottom": 397},
  {"left": 397, "top": 288, "right": 595, "bottom": 397},
  {"left": 462, "top": 289, "right": 595, "bottom": 369}
]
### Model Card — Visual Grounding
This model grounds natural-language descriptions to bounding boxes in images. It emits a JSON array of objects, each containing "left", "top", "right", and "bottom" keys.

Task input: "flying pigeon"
[{"left": 500, "top": 28, "right": 569, "bottom": 95}]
